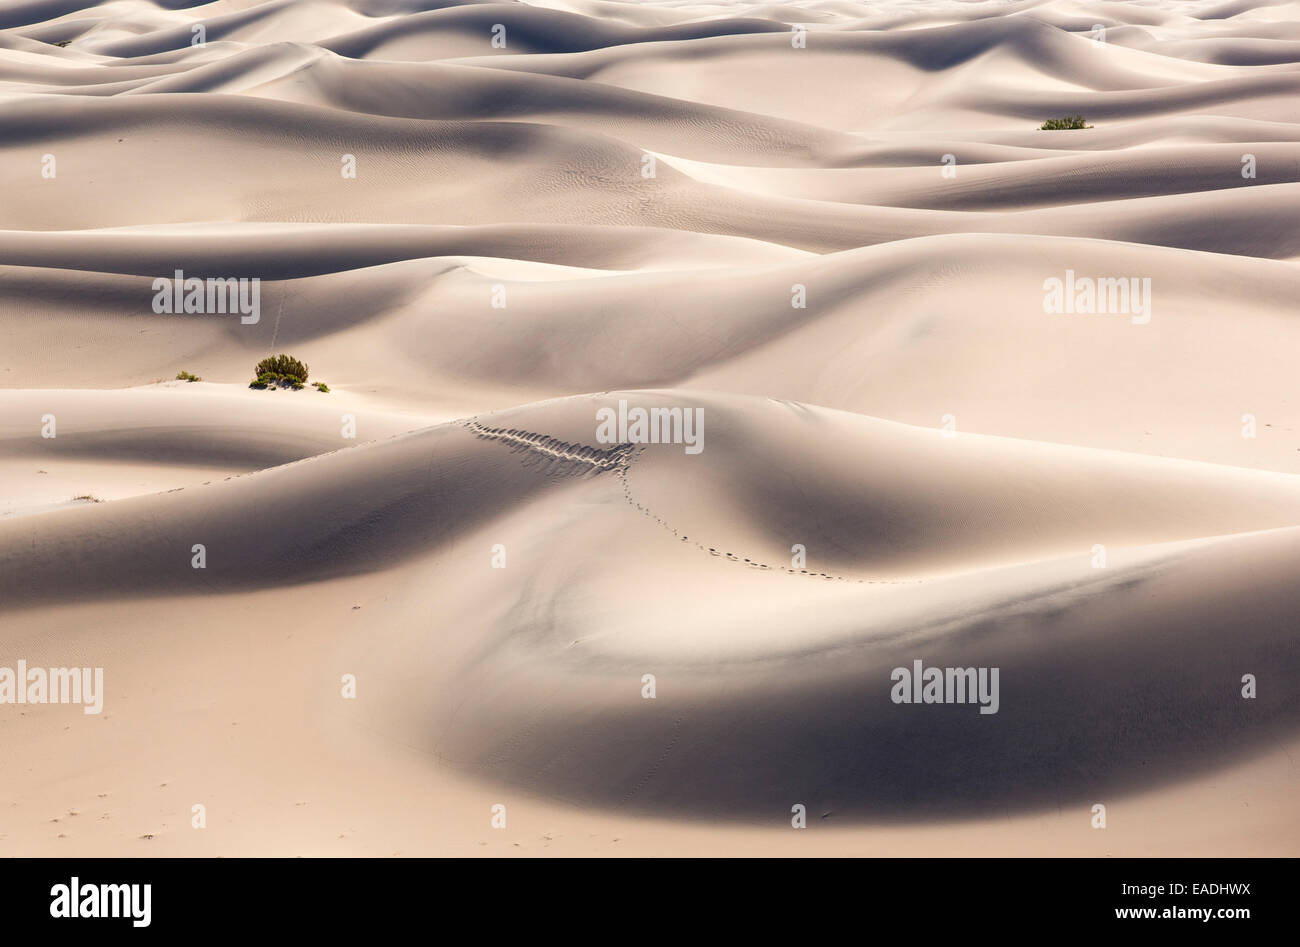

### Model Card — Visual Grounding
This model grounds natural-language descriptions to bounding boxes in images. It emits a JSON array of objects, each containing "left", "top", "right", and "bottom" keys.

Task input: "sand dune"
[
  {"left": 6, "top": 232, "right": 1296, "bottom": 470},
  {"left": 6, "top": 90, "right": 1298, "bottom": 259},
  {"left": 2, "top": 0, "right": 1297, "bottom": 857}
]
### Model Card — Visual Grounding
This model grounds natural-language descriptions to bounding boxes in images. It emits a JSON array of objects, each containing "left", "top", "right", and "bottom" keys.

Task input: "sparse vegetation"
[
  {"left": 71, "top": 494, "right": 103, "bottom": 503},
  {"left": 1039, "top": 115, "right": 1091, "bottom": 130},
  {"left": 175, "top": 370, "right": 201, "bottom": 382},
  {"left": 256, "top": 353, "right": 309, "bottom": 381},
  {"left": 312, "top": 381, "right": 330, "bottom": 393},
  {"left": 249, "top": 353, "right": 309, "bottom": 390}
]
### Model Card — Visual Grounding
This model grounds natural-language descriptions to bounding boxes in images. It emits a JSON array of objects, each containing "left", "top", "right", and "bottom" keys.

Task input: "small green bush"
[
  {"left": 312, "top": 382, "right": 330, "bottom": 393},
  {"left": 249, "top": 354, "right": 311, "bottom": 390},
  {"left": 1039, "top": 115, "right": 1091, "bottom": 130},
  {"left": 255, "top": 354, "right": 308, "bottom": 382},
  {"left": 175, "top": 370, "right": 201, "bottom": 382}
]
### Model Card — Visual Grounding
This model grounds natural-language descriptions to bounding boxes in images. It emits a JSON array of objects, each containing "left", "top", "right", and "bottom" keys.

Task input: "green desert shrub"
[
  {"left": 175, "top": 370, "right": 201, "bottom": 382},
  {"left": 312, "top": 381, "right": 330, "bottom": 393},
  {"left": 1039, "top": 115, "right": 1090, "bottom": 130},
  {"left": 249, "top": 354, "right": 310, "bottom": 390},
  {"left": 254, "top": 354, "right": 309, "bottom": 382}
]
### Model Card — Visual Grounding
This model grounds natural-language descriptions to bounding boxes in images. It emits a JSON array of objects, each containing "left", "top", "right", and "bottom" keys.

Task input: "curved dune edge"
[{"left": 3, "top": 390, "right": 1298, "bottom": 823}]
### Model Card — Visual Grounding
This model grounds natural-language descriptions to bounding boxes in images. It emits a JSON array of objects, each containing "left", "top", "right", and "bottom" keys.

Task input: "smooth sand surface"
[{"left": 1, "top": 0, "right": 1297, "bottom": 855}]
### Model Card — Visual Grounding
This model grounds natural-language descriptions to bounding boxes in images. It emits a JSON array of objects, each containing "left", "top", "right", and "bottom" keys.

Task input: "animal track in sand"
[
  {"left": 466, "top": 418, "right": 917, "bottom": 586},
  {"left": 465, "top": 419, "right": 633, "bottom": 472}
]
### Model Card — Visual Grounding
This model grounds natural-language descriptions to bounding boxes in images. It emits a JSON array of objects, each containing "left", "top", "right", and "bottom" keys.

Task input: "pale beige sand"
[{"left": 1, "top": 0, "right": 1297, "bottom": 856}]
